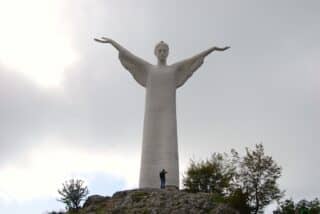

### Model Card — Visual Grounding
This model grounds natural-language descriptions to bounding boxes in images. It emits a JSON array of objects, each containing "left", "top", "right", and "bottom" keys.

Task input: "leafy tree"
[
  {"left": 275, "top": 198, "right": 320, "bottom": 214},
  {"left": 183, "top": 153, "right": 236, "bottom": 195},
  {"left": 233, "top": 144, "right": 283, "bottom": 214},
  {"left": 225, "top": 188, "right": 252, "bottom": 214},
  {"left": 278, "top": 199, "right": 295, "bottom": 214},
  {"left": 296, "top": 199, "right": 310, "bottom": 214},
  {"left": 183, "top": 144, "right": 283, "bottom": 213},
  {"left": 57, "top": 179, "right": 89, "bottom": 212},
  {"left": 308, "top": 198, "right": 320, "bottom": 214}
]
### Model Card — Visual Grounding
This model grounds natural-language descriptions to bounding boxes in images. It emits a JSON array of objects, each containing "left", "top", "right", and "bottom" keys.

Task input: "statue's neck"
[{"left": 157, "top": 59, "right": 167, "bottom": 66}]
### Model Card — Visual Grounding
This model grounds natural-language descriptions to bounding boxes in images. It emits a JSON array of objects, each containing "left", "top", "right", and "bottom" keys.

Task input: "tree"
[
  {"left": 308, "top": 198, "right": 320, "bottom": 214},
  {"left": 275, "top": 198, "right": 320, "bottom": 214},
  {"left": 296, "top": 199, "right": 310, "bottom": 214},
  {"left": 225, "top": 188, "right": 252, "bottom": 213},
  {"left": 233, "top": 144, "right": 283, "bottom": 214},
  {"left": 183, "top": 144, "right": 283, "bottom": 213},
  {"left": 57, "top": 179, "right": 89, "bottom": 212},
  {"left": 273, "top": 198, "right": 295, "bottom": 214},
  {"left": 183, "top": 153, "right": 236, "bottom": 196}
]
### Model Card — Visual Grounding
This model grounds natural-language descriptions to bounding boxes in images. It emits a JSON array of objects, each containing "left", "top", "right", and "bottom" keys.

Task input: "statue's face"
[{"left": 155, "top": 44, "right": 169, "bottom": 61}]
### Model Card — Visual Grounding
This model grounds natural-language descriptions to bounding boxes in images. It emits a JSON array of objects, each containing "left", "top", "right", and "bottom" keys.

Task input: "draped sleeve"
[
  {"left": 173, "top": 55, "right": 205, "bottom": 88},
  {"left": 118, "top": 51, "right": 151, "bottom": 87}
]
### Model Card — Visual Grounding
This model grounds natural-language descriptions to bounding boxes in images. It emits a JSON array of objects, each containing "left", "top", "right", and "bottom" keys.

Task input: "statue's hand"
[
  {"left": 94, "top": 37, "right": 114, "bottom": 44},
  {"left": 214, "top": 46, "right": 230, "bottom": 51}
]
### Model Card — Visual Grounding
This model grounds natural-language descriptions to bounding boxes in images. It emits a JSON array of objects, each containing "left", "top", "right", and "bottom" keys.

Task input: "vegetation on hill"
[
  {"left": 57, "top": 179, "right": 89, "bottom": 212},
  {"left": 49, "top": 144, "right": 318, "bottom": 214},
  {"left": 274, "top": 198, "right": 320, "bottom": 214},
  {"left": 183, "top": 143, "right": 283, "bottom": 214}
]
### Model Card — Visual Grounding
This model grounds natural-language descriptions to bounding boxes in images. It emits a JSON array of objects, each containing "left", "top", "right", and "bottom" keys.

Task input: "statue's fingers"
[
  {"left": 101, "top": 37, "right": 110, "bottom": 41},
  {"left": 215, "top": 47, "right": 224, "bottom": 51},
  {"left": 94, "top": 38, "right": 103, "bottom": 42},
  {"left": 94, "top": 38, "right": 108, "bottom": 43}
]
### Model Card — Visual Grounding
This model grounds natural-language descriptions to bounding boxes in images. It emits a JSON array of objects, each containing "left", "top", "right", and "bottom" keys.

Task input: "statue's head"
[{"left": 154, "top": 41, "right": 169, "bottom": 61}]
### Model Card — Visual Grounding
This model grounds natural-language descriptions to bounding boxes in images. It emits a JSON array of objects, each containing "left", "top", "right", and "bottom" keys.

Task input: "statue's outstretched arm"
[
  {"left": 94, "top": 37, "right": 151, "bottom": 67},
  {"left": 173, "top": 46, "right": 230, "bottom": 88},
  {"left": 94, "top": 37, "right": 151, "bottom": 87},
  {"left": 173, "top": 46, "right": 230, "bottom": 69},
  {"left": 188, "top": 46, "right": 230, "bottom": 61}
]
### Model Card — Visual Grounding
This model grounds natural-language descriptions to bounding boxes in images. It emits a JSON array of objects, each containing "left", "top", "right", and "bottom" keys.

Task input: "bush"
[{"left": 183, "top": 153, "right": 236, "bottom": 195}]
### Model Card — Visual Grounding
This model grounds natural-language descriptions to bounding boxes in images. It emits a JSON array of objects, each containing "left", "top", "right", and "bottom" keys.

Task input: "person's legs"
[{"left": 160, "top": 178, "right": 165, "bottom": 189}]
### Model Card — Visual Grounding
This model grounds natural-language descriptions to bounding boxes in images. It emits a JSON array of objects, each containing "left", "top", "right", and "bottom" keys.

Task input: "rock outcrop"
[{"left": 75, "top": 187, "right": 239, "bottom": 214}]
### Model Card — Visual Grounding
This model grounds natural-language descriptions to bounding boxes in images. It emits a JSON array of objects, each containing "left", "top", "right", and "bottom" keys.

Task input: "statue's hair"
[{"left": 154, "top": 41, "right": 169, "bottom": 55}]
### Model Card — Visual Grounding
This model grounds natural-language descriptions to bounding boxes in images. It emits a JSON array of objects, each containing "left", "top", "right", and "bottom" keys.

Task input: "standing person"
[{"left": 159, "top": 169, "right": 167, "bottom": 189}]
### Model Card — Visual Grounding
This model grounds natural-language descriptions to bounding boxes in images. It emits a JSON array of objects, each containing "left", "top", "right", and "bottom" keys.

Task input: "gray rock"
[{"left": 75, "top": 188, "right": 239, "bottom": 214}]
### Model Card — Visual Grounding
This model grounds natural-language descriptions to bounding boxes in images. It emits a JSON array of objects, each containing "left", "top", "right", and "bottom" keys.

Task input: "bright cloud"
[
  {"left": 0, "top": 0, "right": 77, "bottom": 88},
  {"left": 0, "top": 140, "right": 140, "bottom": 202}
]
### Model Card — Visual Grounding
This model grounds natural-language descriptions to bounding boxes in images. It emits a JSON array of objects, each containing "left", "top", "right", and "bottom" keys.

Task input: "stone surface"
[
  {"left": 74, "top": 188, "right": 239, "bottom": 214},
  {"left": 83, "top": 195, "right": 110, "bottom": 208},
  {"left": 95, "top": 38, "right": 229, "bottom": 188}
]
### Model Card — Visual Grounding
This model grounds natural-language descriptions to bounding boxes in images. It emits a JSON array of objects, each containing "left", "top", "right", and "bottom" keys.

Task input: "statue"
[{"left": 94, "top": 37, "right": 229, "bottom": 188}]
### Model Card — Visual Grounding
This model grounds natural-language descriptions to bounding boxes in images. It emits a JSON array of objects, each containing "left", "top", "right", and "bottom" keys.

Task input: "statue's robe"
[{"left": 119, "top": 50, "right": 204, "bottom": 188}]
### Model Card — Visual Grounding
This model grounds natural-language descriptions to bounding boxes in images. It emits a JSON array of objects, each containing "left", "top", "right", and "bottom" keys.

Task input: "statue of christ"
[{"left": 94, "top": 37, "right": 229, "bottom": 188}]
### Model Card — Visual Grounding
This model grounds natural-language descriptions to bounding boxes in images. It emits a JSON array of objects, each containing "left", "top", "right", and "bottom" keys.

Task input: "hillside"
[{"left": 72, "top": 187, "right": 239, "bottom": 214}]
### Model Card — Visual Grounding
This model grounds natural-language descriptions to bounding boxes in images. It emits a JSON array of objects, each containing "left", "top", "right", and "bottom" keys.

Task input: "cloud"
[
  {"left": 0, "top": 1, "right": 319, "bottom": 210},
  {"left": 0, "top": 0, "right": 77, "bottom": 87},
  {"left": 0, "top": 140, "right": 139, "bottom": 201}
]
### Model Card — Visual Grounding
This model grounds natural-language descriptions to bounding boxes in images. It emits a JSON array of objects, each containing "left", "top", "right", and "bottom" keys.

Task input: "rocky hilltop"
[{"left": 74, "top": 187, "right": 238, "bottom": 214}]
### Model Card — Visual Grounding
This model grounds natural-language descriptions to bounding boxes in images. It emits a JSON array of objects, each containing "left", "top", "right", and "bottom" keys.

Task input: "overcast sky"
[{"left": 0, "top": 0, "right": 319, "bottom": 213}]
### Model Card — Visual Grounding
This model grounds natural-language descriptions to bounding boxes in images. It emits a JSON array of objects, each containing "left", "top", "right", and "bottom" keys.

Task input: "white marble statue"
[{"left": 94, "top": 37, "right": 229, "bottom": 188}]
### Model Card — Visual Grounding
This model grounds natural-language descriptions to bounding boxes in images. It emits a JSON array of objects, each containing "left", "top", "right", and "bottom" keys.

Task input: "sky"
[{"left": 0, "top": 0, "right": 319, "bottom": 213}]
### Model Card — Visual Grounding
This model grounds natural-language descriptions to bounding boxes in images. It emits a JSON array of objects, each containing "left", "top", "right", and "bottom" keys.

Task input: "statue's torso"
[
  {"left": 145, "top": 66, "right": 176, "bottom": 112},
  {"left": 146, "top": 65, "right": 176, "bottom": 83},
  {"left": 141, "top": 65, "right": 179, "bottom": 188}
]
